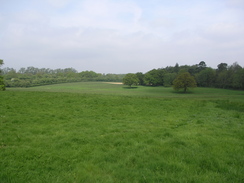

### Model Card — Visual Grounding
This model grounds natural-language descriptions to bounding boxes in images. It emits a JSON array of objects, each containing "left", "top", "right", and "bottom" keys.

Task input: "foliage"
[
  {"left": 2, "top": 66, "right": 125, "bottom": 87},
  {"left": 0, "top": 59, "right": 3, "bottom": 67},
  {"left": 196, "top": 67, "right": 216, "bottom": 87},
  {"left": 163, "top": 73, "right": 177, "bottom": 87},
  {"left": 136, "top": 72, "right": 145, "bottom": 85},
  {"left": 197, "top": 61, "right": 207, "bottom": 72},
  {"left": 122, "top": 73, "right": 139, "bottom": 87},
  {"left": 0, "top": 59, "right": 5, "bottom": 91},
  {"left": 217, "top": 63, "right": 228, "bottom": 72},
  {"left": 0, "top": 84, "right": 243, "bottom": 182},
  {"left": 0, "top": 77, "right": 5, "bottom": 91},
  {"left": 173, "top": 72, "right": 197, "bottom": 92},
  {"left": 2, "top": 61, "right": 244, "bottom": 90},
  {"left": 79, "top": 70, "right": 99, "bottom": 81},
  {"left": 144, "top": 69, "right": 164, "bottom": 86}
]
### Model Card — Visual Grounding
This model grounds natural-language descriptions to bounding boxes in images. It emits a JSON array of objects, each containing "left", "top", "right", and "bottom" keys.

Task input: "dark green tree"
[
  {"left": 174, "top": 63, "right": 180, "bottom": 73},
  {"left": 231, "top": 68, "right": 244, "bottom": 89},
  {"left": 217, "top": 63, "right": 228, "bottom": 73},
  {"left": 173, "top": 72, "right": 197, "bottom": 93},
  {"left": 196, "top": 67, "right": 216, "bottom": 87},
  {"left": 79, "top": 71, "right": 98, "bottom": 81},
  {"left": 123, "top": 73, "right": 139, "bottom": 87},
  {"left": 216, "top": 63, "right": 228, "bottom": 88},
  {"left": 0, "top": 59, "right": 6, "bottom": 91},
  {"left": 163, "top": 73, "right": 177, "bottom": 87},
  {"left": 144, "top": 69, "right": 164, "bottom": 86},
  {"left": 227, "top": 62, "right": 242, "bottom": 89},
  {"left": 196, "top": 61, "right": 207, "bottom": 73},
  {"left": 199, "top": 61, "right": 206, "bottom": 68},
  {"left": 216, "top": 70, "right": 228, "bottom": 88},
  {"left": 136, "top": 72, "right": 145, "bottom": 85}
]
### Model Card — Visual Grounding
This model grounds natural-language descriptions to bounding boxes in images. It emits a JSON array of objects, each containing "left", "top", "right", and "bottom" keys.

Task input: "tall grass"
[{"left": 1, "top": 83, "right": 244, "bottom": 182}]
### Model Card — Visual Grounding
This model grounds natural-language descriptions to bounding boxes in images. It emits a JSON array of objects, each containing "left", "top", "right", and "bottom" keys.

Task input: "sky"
[{"left": 0, "top": 0, "right": 244, "bottom": 74}]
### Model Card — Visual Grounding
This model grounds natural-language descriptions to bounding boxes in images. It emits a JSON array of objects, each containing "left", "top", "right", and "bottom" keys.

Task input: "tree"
[
  {"left": 231, "top": 68, "right": 244, "bottom": 89},
  {"left": 199, "top": 61, "right": 206, "bottom": 68},
  {"left": 227, "top": 62, "right": 242, "bottom": 89},
  {"left": 217, "top": 63, "right": 228, "bottom": 73},
  {"left": 144, "top": 69, "right": 164, "bottom": 86},
  {"left": 79, "top": 71, "right": 98, "bottom": 81},
  {"left": 0, "top": 75, "right": 4, "bottom": 90},
  {"left": 216, "top": 70, "right": 228, "bottom": 88},
  {"left": 174, "top": 63, "right": 180, "bottom": 73},
  {"left": 123, "top": 73, "right": 139, "bottom": 87},
  {"left": 196, "top": 67, "right": 216, "bottom": 87},
  {"left": 163, "top": 73, "right": 177, "bottom": 87},
  {"left": 0, "top": 59, "right": 5, "bottom": 91},
  {"left": 173, "top": 72, "right": 197, "bottom": 93},
  {"left": 136, "top": 72, "right": 145, "bottom": 85},
  {"left": 0, "top": 59, "right": 3, "bottom": 68},
  {"left": 196, "top": 61, "right": 207, "bottom": 73}
]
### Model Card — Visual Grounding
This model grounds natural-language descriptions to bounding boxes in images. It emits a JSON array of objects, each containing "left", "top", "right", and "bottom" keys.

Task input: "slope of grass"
[
  {"left": 7, "top": 82, "right": 244, "bottom": 100},
  {"left": 1, "top": 83, "right": 244, "bottom": 182}
]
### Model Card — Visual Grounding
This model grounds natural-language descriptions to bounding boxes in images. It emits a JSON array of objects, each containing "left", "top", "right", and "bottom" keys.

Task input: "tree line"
[
  {"left": 0, "top": 60, "right": 5, "bottom": 90},
  {"left": 127, "top": 61, "right": 244, "bottom": 90},
  {"left": 1, "top": 66, "right": 125, "bottom": 87},
  {"left": 1, "top": 60, "right": 244, "bottom": 90}
]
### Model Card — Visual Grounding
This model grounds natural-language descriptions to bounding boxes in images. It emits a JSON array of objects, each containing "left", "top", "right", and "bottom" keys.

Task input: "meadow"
[{"left": 1, "top": 82, "right": 244, "bottom": 182}]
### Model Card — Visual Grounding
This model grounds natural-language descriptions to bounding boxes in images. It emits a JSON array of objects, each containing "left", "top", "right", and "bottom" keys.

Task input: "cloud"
[
  {"left": 49, "top": 0, "right": 144, "bottom": 34},
  {"left": 227, "top": 0, "right": 244, "bottom": 9},
  {"left": 0, "top": 0, "right": 244, "bottom": 73},
  {"left": 46, "top": 0, "right": 71, "bottom": 8}
]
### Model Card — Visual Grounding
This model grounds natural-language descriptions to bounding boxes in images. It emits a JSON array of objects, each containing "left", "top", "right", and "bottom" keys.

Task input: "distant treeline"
[
  {"left": 2, "top": 67, "right": 125, "bottom": 87},
  {"left": 137, "top": 61, "right": 244, "bottom": 90},
  {"left": 2, "top": 61, "right": 244, "bottom": 90}
]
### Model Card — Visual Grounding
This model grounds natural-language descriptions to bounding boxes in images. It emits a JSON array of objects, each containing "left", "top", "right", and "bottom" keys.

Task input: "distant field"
[
  {"left": 1, "top": 82, "right": 244, "bottom": 182},
  {"left": 7, "top": 82, "right": 244, "bottom": 100}
]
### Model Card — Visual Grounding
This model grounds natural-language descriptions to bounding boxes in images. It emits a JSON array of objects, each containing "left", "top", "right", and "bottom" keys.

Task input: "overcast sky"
[{"left": 1, "top": 0, "right": 244, "bottom": 73}]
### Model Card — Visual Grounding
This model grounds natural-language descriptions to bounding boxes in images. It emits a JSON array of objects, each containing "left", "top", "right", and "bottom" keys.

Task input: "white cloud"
[
  {"left": 0, "top": 0, "right": 244, "bottom": 73},
  {"left": 227, "top": 0, "right": 244, "bottom": 9},
  {"left": 46, "top": 0, "right": 71, "bottom": 8},
  {"left": 49, "top": 0, "right": 143, "bottom": 33}
]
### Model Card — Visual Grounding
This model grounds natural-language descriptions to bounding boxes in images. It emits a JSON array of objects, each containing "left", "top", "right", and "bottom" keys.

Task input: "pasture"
[{"left": 1, "top": 82, "right": 244, "bottom": 182}]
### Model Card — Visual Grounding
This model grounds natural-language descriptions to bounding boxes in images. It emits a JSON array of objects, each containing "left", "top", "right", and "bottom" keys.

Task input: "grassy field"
[{"left": 1, "top": 82, "right": 244, "bottom": 182}]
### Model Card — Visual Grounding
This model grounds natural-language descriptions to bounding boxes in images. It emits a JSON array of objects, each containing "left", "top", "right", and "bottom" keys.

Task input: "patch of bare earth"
[{"left": 104, "top": 82, "right": 123, "bottom": 85}]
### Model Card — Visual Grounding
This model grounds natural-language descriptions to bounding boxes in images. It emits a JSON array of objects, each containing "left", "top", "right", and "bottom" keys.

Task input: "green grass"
[
  {"left": 7, "top": 82, "right": 244, "bottom": 100},
  {"left": 1, "top": 82, "right": 244, "bottom": 182}
]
